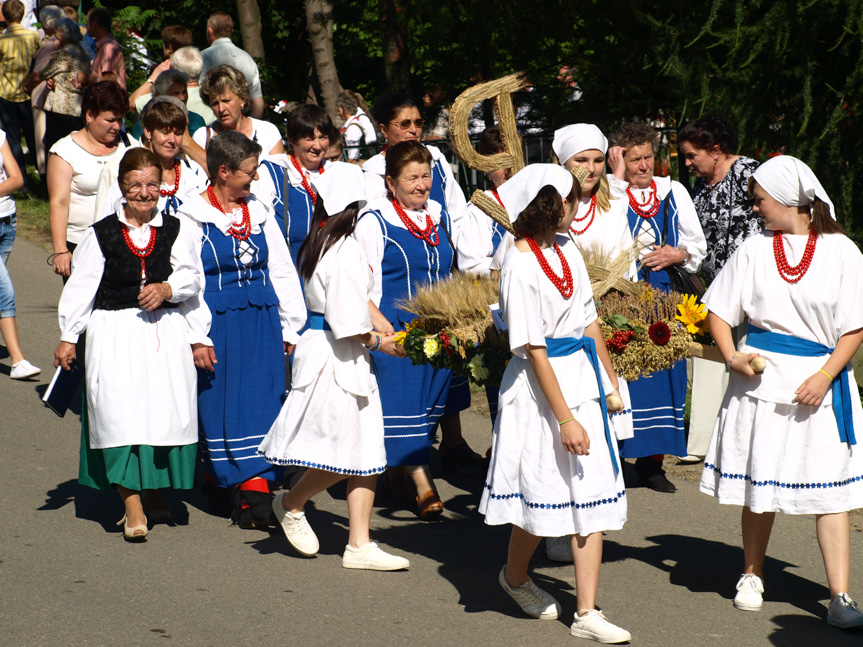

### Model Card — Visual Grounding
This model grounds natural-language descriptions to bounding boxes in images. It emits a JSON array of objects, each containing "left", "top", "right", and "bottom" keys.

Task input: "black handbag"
[{"left": 660, "top": 189, "right": 705, "bottom": 297}]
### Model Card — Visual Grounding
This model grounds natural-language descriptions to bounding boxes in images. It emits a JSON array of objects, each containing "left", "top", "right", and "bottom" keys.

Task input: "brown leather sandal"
[{"left": 416, "top": 489, "right": 444, "bottom": 519}]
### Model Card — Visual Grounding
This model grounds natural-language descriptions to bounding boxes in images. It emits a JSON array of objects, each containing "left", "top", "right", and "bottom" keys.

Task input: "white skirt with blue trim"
[{"left": 699, "top": 385, "right": 863, "bottom": 514}]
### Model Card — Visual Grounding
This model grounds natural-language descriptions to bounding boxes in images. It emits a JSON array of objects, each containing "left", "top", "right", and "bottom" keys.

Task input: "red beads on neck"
[
  {"left": 491, "top": 188, "right": 506, "bottom": 210},
  {"left": 207, "top": 186, "right": 252, "bottom": 240},
  {"left": 526, "top": 236, "right": 573, "bottom": 298},
  {"left": 773, "top": 230, "right": 817, "bottom": 283},
  {"left": 160, "top": 163, "right": 180, "bottom": 197},
  {"left": 291, "top": 155, "right": 324, "bottom": 205},
  {"left": 390, "top": 198, "right": 439, "bottom": 246},
  {"left": 626, "top": 179, "right": 660, "bottom": 219},
  {"left": 570, "top": 193, "right": 597, "bottom": 236},
  {"left": 121, "top": 223, "right": 157, "bottom": 288}
]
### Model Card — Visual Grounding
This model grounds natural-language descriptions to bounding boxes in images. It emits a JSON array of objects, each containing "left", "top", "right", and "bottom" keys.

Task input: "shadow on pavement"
[{"left": 768, "top": 613, "right": 863, "bottom": 645}]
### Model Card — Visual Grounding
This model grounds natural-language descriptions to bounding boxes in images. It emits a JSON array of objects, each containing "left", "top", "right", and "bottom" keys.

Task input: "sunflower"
[{"left": 675, "top": 294, "right": 709, "bottom": 335}]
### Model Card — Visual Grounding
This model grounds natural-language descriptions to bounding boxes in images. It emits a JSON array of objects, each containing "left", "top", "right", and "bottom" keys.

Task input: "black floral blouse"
[{"left": 692, "top": 156, "right": 762, "bottom": 284}]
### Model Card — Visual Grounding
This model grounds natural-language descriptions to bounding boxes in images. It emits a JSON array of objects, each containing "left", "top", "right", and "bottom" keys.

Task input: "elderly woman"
[
  {"left": 354, "top": 140, "right": 464, "bottom": 517},
  {"left": 48, "top": 81, "right": 137, "bottom": 278},
  {"left": 678, "top": 115, "right": 762, "bottom": 462},
  {"left": 39, "top": 17, "right": 91, "bottom": 157},
  {"left": 364, "top": 92, "right": 477, "bottom": 473},
  {"left": 700, "top": 156, "right": 863, "bottom": 628},
  {"left": 193, "top": 65, "right": 284, "bottom": 156},
  {"left": 28, "top": 5, "right": 64, "bottom": 179},
  {"left": 54, "top": 148, "right": 202, "bottom": 541},
  {"left": 102, "top": 97, "right": 207, "bottom": 219},
  {"left": 131, "top": 70, "right": 207, "bottom": 139},
  {"left": 178, "top": 131, "right": 305, "bottom": 528},
  {"left": 607, "top": 121, "right": 707, "bottom": 493}
]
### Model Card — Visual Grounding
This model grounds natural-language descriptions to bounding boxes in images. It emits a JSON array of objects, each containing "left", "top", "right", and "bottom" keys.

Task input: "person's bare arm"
[
  {"left": 249, "top": 96, "right": 265, "bottom": 119},
  {"left": 181, "top": 130, "right": 208, "bottom": 176},
  {"left": 47, "top": 154, "right": 75, "bottom": 276}
]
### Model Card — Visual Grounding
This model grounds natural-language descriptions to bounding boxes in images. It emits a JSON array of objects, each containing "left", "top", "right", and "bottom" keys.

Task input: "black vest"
[{"left": 92, "top": 213, "right": 181, "bottom": 311}]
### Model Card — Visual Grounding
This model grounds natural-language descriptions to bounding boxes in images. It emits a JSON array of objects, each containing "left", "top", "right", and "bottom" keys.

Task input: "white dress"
[
  {"left": 258, "top": 237, "right": 385, "bottom": 474},
  {"left": 700, "top": 231, "right": 863, "bottom": 514},
  {"left": 479, "top": 237, "right": 627, "bottom": 537},
  {"left": 192, "top": 117, "right": 283, "bottom": 154},
  {"left": 58, "top": 211, "right": 202, "bottom": 448},
  {"left": 566, "top": 183, "right": 636, "bottom": 279},
  {"left": 456, "top": 190, "right": 508, "bottom": 277}
]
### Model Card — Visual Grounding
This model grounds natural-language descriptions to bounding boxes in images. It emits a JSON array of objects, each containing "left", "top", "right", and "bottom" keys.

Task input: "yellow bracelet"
[
  {"left": 820, "top": 369, "right": 834, "bottom": 381},
  {"left": 558, "top": 416, "right": 575, "bottom": 426}
]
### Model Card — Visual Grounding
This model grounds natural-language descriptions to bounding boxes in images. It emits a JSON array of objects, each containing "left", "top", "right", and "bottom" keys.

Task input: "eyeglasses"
[
  {"left": 233, "top": 167, "right": 257, "bottom": 180},
  {"left": 390, "top": 118, "right": 424, "bottom": 130},
  {"left": 122, "top": 182, "right": 160, "bottom": 194}
]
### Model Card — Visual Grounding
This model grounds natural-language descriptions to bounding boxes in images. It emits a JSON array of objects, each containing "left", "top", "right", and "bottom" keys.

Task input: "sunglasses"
[{"left": 390, "top": 118, "right": 424, "bottom": 130}]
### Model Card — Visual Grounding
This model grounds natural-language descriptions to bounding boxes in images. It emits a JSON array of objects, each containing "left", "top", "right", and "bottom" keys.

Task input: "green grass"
[{"left": 14, "top": 168, "right": 51, "bottom": 250}]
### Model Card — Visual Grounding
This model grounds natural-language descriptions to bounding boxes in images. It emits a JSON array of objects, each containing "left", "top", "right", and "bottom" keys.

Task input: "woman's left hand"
[
  {"left": 793, "top": 371, "right": 833, "bottom": 407},
  {"left": 138, "top": 283, "right": 172, "bottom": 311},
  {"left": 642, "top": 244, "right": 687, "bottom": 271},
  {"left": 284, "top": 342, "right": 296, "bottom": 357}
]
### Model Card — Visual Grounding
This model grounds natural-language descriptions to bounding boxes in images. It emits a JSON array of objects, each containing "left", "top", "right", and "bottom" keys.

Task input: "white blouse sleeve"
[
  {"left": 363, "top": 171, "right": 387, "bottom": 203},
  {"left": 99, "top": 183, "right": 123, "bottom": 221},
  {"left": 442, "top": 160, "right": 467, "bottom": 236},
  {"left": 166, "top": 217, "right": 203, "bottom": 303},
  {"left": 500, "top": 254, "right": 545, "bottom": 353},
  {"left": 456, "top": 202, "right": 494, "bottom": 277},
  {"left": 323, "top": 240, "right": 374, "bottom": 339},
  {"left": 353, "top": 212, "right": 385, "bottom": 306},
  {"left": 175, "top": 217, "right": 213, "bottom": 346},
  {"left": 263, "top": 212, "right": 306, "bottom": 344},
  {"left": 58, "top": 228, "right": 104, "bottom": 343},
  {"left": 671, "top": 180, "right": 707, "bottom": 273}
]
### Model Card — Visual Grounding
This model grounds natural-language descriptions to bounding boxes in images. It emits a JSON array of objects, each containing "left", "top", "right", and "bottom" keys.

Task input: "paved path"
[{"left": 2, "top": 237, "right": 862, "bottom": 646}]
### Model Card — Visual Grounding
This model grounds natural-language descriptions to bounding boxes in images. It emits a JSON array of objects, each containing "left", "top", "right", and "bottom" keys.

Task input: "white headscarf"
[
  {"left": 310, "top": 161, "right": 367, "bottom": 215},
  {"left": 497, "top": 164, "right": 574, "bottom": 222},
  {"left": 552, "top": 123, "right": 608, "bottom": 166},
  {"left": 752, "top": 155, "right": 835, "bottom": 220}
]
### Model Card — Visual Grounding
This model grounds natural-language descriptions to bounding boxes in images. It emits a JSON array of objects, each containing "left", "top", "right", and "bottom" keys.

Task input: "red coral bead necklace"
[
  {"left": 570, "top": 193, "right": 597, "bottom": 235},
  {"left": 291, "top": 154, "right": 324, "bottom": 205},
  {"left": 525, "top": 236, "right": 573, "bottom": 298},
  {"left": 121, "top": 222, "right": 157, "bottom": 289},
  {"left": 390, "top": 198, "right": 439, "bottom": 246},
  {"left": 773, "top": 230, "right": 816, "bottom": 283},
  {"left": 626, "top": 179, "right": 660, "bottom": 218},
  {"left": 207, "top": 186, "right": 252, "bottom": 240},
  {"left": 160, "top": 163, "right": 180, "bottom": 197},
  {"left": 491, "top": 188, "right": 506, "bottom": 209}
]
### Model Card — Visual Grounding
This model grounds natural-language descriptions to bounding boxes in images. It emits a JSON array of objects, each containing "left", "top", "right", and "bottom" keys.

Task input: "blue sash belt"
[
  {"left": 746, "top": 324, "right": 855, "bottom": 445},
  {"left": 308, "top": 311, "right": 331, "bottom": 331},
  {"left": 545, "top": 336, "right": 619, "bottom": 474}
]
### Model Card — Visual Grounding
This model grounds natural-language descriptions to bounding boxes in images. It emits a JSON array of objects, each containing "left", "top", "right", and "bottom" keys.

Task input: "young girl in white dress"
[
  {"left": 257, "top": 162, "right": 410, "bottom": 571},
  {"left": 700, "top": 155, "right": 863, "bottom": 628},
  {"left": 479, "top": 164, "right": 631, "bottom": 644}
]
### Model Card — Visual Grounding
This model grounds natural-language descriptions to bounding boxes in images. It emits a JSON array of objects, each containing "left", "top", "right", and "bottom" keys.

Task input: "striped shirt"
[{"left": 0, "top": 24, "right": 40, "bottom": 102}]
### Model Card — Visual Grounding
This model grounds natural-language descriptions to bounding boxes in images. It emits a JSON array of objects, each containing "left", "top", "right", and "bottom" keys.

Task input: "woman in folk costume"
[
  {"left": 479, "top": 164, "right": 630, "bottom": 644},
  {"left": 700, "top": 155, "right": 863, "bottom": 629},
  {"left": 607, "top": 121, "right": 707, "bottom": 493},
  {"left": 354, "top": 140, "right": 465, "bottom": 517},
  {"left": 258, "top": 162, "right": 409, "bottom": 570},
  {"left": 364, "top": 94, "right": 480, "bottom": 475},
  {"left": 179, "top": 131, "right": 306, "bottom": 528},
  {"left": 552, "top": 123, "right": 634, "bottom": 274}
]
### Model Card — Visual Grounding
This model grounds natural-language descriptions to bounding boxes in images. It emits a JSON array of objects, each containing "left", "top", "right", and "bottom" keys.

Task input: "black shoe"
[
  {"left": 202, "top": 480, "right": 233, "bottom": 518},
  {"left": 232, "top": 487, "right": 277, "bottom": 529},
  {"left": 642, "top": 472, "right": 677, "bottom": 493}
]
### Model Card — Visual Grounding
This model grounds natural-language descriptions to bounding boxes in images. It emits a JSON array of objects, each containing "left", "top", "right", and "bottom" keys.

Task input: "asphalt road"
[{"left": 2, "top": 237, "right": 862, "bottom": 647}]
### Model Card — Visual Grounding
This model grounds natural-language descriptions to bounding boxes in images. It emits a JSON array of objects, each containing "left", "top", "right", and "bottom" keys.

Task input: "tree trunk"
[
  {"left": 380, "top": 0, "right": 410, "bottom": 92},
  {"left": 235, "top": 0, "right": 265, "bottom": 60},
  {"left": 304, "top": 0, "right": 342, "bottom": 122}
]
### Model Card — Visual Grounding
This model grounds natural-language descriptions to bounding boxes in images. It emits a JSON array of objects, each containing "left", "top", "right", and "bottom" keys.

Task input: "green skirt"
[{"left": 77, "top": 396, "right": 198, "bottom": 492}]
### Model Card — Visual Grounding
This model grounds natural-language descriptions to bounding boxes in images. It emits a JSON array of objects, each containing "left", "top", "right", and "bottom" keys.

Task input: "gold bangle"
[
  {"left": 558, "top": 416, "right": 575, "bottom": 426},
  {"left": 820, "top": 369, "right": 834, "bottom": 381}
]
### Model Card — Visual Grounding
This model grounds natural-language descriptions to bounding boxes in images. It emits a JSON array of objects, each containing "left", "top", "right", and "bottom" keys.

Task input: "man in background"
[{"left": 199, "top": 12, "right": 263, "bottom": 118}]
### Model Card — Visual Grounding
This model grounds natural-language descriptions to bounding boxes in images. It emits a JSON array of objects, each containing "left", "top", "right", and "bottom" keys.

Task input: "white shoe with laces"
[
  {"left": 342, "top": 542, "right": 410, "bottom": 571},
  {"left": 570, "top": 609, "right": 632, "bottom": 643},
  {"left": 545, "top": 535, "right": 573, "bottom": 562},
  {"left": 10, "top": 359, "right": 40, "bottom": 380},
  {"left": 733, "top": 573, "right": 764, "bottom": 611},
  {"left": 498, "top": 565, "right": 561, "bottom": 620},
  {"left": 828, "top": 593, "right": 863, "bottom": 628},
  {"left": 271, "top": 491, "right": 319, "bottom": 556}
]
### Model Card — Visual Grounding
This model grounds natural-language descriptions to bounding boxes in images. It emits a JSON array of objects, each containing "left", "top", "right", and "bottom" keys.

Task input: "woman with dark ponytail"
[{"left": 259, "top": 162, "right": 409, "bottom": 571}]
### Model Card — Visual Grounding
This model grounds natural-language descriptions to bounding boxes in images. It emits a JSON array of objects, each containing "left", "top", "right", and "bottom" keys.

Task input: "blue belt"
[
  {"left": 545, "top": 336, "right": 619, "bottom": 474},
  {"left": 746, "top": 324, "right": 855, "bottom": 446},
  {"left": 308, "top": 311, "right": 331, "bottom": 331}
]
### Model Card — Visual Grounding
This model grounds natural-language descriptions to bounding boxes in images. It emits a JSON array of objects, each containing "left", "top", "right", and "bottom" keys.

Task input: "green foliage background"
[{"left": 98, "top": 0, "right": 863, "bottom": 233}]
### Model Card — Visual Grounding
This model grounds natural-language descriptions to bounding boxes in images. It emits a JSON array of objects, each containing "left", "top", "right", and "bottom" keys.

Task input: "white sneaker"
[
  {"left": 10, "top": 359, "right": 40, "bottom": 380},
  {"left": 342, "top": 542, "right": 410, "bottom": 571},
  {"left": 570, "top": 609, "right": 632, "bottom": 643},
  {"left": 498, "top": 565, "right": 561, "bottom": 620},
  {"left": 271, "top": 491, "right": 319, "bottom": 556},
  {"left": 546, "top": 535, "right": 573, "bottom": 562},
  {"left": 733, "top": 573, "right": 764, "bottom": 611},
  {"left": 828, "top": 593, "right": 863, "bottom": 628}
]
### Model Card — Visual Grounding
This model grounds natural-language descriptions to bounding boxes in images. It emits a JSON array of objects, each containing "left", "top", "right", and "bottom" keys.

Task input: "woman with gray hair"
[
  {"left": 178, "top": 131, "right": 305, "bottom": 528},
  {"left": 131, "top": 70, "right": 207, "bottom": 138},
  {"left": 171, "top": 46, "right": 216, "bottom": 126},
  {"left": 29, "top": 5, "right": 65, "bottom": 178},
  {"left": 39, "top": 17, "right": 91, "bottom": 155},
  {"left": 193, "top": 65, "right": 283, "bottom": 155}
]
